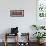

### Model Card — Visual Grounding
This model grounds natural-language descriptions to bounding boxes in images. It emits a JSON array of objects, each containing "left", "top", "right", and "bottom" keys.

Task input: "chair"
[
  {"left": 4, "top": 27, "right": 19, "bottom": 46},
  {"left": 4, "top": 33, "right": 18, "bottom": 46},
  {"left": 18, "top": 33, "right": 30, "bottom": 46}
]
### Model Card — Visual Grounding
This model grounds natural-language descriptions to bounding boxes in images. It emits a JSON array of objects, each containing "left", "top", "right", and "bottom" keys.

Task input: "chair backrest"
[{"left": 11, "top": 27, "right": 18, "bottom": 34}]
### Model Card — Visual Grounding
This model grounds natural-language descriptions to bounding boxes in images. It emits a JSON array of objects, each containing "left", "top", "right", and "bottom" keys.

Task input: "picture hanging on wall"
[
  {"left": 37, "top": 0, "right": 46, "bottom": 18},
  {"left": 10, "top": 10, "right": 24, "bottom": 17},
  {"left": 36, "top": 0, "right": 46, "bottom": 26}
]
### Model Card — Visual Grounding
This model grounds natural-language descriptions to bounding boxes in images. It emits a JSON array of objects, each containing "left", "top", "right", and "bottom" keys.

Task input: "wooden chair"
[
  {"left": 20, "top": 33, "right": 30, "bottom": 46},
  {"left": 4, "top": 33, "right": 18, "bottom": 46}
]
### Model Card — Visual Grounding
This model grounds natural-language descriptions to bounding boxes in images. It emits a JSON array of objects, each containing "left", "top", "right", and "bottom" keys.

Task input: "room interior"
[{"left": 0, "top": 0, "right": 46, "bottom": 46}]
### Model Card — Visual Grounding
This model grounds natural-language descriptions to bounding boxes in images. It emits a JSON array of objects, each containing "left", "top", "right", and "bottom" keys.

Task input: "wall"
[{"left": 0, "top": 0, "right": 36, "bottom": 42}]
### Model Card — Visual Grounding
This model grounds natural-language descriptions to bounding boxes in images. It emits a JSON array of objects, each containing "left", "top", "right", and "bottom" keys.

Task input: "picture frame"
[
  {"left": 10, "top": 10, "right": 24, "bottom": 17},
  {"left": 36, "top": 0, "right": 46, "bottom": 26}
]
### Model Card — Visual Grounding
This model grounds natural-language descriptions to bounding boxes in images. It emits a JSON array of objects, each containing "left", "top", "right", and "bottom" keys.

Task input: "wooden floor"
[{"left": 0, "top": 42, "right": 46, "bottom": 46}]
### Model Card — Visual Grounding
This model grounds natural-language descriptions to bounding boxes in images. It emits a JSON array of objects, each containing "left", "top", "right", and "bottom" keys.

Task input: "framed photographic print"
[
  {"left": 37, "top": 0, "right": 46, "bottom": 18},
  {"left": 36, "top": 0, "right": 46, "bottom": 26},
  {"left": 10, "top": 10, "right": 24, "bottom": 17}
]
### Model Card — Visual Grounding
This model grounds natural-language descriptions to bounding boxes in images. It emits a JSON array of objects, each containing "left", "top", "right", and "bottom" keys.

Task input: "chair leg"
[
  {"left": 17, "top": 34, "right": 18, "bottom": 46},
  {"left": 4, "top": 41, "right": 7, "bottom": 46},
  {"left": 4, "top": 33, "right": 7, "bottom": 46}
]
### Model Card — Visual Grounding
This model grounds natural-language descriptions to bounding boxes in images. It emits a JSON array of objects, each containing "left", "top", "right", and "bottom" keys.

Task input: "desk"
[
  {"left": 4, "top": 33, "right": 18, "bottom": 46},
  {"left": 4, "top": 33, "right": 30, "bottom": 46}
]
